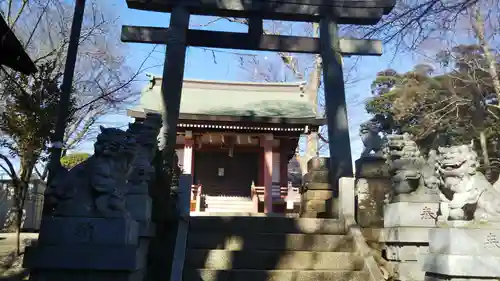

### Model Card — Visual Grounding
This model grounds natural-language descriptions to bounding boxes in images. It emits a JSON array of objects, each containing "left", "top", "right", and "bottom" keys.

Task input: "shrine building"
[{"left": 127, "top": 77, "right": 325, "bottom": 214}]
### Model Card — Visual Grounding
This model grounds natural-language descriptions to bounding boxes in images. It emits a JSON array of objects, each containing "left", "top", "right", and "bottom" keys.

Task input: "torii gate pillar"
[{"left": 320, "top": 16, "right": 354, "bottom": 189}]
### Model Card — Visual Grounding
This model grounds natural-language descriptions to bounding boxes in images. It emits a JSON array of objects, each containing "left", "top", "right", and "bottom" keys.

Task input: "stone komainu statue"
[
  {"left": 384, "top": 133, "right": 424, "bottom": 195},
  {"left": 45, "top": 126, "right": 138, "bottom": 218},
  {"left": 384, "top": 133, "right": 440, "bottom": 202},
  {"left": 359, "top": 114, "right": 392, "bottom": 157},
  {"left": 437, "top": 144, "right": 500, "bottom": 222},
  {"left": 45, "top": 113, "right": 164, "bottom": 218}
]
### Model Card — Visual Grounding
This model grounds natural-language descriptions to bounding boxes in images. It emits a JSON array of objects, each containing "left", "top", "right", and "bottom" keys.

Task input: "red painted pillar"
[{"left": 261, "top": 134, "right": 273, "bottom": 213}]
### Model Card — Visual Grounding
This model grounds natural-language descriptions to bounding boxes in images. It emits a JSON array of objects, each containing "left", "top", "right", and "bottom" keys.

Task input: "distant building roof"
[
  {"left": 0, "top": 15, "right": 37, "bottom": 74},
  {"left": 128, "top": 77, "right": 326, "bottom": 126}
]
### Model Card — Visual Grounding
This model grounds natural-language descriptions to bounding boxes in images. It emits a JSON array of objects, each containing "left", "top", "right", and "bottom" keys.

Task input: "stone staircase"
[
  {"left": 203, "top": 196, "right": 254, "bottom": 213},
  {"left": 182, "top": 216, "right": 372, "bottom": 281}
]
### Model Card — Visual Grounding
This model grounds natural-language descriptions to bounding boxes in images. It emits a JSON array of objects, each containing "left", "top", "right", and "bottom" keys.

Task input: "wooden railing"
[
  {"left": 190, "top": 184, "right": 202, "bottom": 212},
  {"left": 251, "top": 183, "right": 300, "bottom": 212}
]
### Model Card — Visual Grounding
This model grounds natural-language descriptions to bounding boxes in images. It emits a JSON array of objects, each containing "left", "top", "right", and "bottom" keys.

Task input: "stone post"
[
  {"left": 355, "top": 156, "right": 390, "bottom": 228},
  {"left": 300, "top": 157, "right": 337, "bottom": 218}
]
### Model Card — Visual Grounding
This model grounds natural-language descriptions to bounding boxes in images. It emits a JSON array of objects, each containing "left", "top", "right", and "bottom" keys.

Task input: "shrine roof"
[
  {"left": 129, "top": 76, "right": 325, "bottom": 126},
  {"left": 0, "top": 15, "right": 37, "bottom": 74}
]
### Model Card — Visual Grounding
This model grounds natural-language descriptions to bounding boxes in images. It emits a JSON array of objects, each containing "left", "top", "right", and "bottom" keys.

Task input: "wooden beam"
[
  {"left": 126, "top": 0, "right": 395, "bottom": 25},
  {"left": 121, "top": 25, "right": 383, "bottom": 56}
]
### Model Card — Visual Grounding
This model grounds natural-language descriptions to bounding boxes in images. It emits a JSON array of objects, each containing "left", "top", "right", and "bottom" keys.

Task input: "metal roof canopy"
[
  {"left": 0, "top": 15, "right": 37, "bottom": 74},
  {"left": 126, "top": 0, "right": 396, "bottom": 24}
]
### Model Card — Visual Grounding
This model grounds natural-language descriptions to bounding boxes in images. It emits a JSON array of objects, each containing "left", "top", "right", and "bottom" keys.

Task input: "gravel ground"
[{"left": 0, "top": 233, "right": 38, "bottom": 280}]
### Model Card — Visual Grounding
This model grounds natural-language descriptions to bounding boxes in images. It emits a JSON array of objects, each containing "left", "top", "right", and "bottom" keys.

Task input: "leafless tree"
[
  {"left": 1, "top": 0, "right": 161, "bottom": 181},
  {"left": 0, "top": 0, "right": 160, "bottom": 253}
]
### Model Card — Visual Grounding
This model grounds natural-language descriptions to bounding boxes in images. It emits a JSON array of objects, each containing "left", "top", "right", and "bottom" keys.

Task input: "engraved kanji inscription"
[
  {"left": 420, "top": 206, "right": 435, "bottom": 220},
  {"left": 484, "top": 232, "right": 500, "bottom": 248},
  {"left": 74, "top": 222, "right": 94, "bottom": 243}
]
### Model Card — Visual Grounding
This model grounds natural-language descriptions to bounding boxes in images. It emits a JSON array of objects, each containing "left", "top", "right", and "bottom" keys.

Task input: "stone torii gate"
[{"left": 121, "top": 0, "right": 395, "bottom": 213}]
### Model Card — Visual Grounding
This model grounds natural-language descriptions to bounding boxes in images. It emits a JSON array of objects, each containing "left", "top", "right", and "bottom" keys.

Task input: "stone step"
[
  {"left": 191, "top": 212, "right": 266, "bottom": 217},
  {"left": 205, "top": 199, "right": 254, "bottom": 204},
  {"left": 204, "top": 196, "right": 253, "bottom": 202},
  {"left": 183, "top": 269, "right": 368, "bottom": 281},
  {"left": 204, "top": 201, "right": 254, "bottom": 207},
  {"left": 188, "top": 232, "right": 354, "bottom": 252},
  {"left": 204, "top": 208, "right": 255, "bottom": 213},
  {"left": 189, "top": 216, "right": 346, "bottom": 234},
  {"left": 185, "top": 250, "right": 363, "bottom": 270}
]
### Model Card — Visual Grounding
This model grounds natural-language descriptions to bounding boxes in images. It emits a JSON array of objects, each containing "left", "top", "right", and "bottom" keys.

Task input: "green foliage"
[
  {"left": 366, "top": 44, "right": 500, "bottom": 149},
  {"left": 60, "top": 153, "right": 91, "bottom": 169},
  {"left": 0, "top": 60, "right": 76, "bottom": 161}
]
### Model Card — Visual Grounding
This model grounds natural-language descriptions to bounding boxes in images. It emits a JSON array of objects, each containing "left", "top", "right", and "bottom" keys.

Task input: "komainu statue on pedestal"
[
  {"left": 359, "top": 115, "right": 387, "bottom": 157},
  {"left": 437, "top": 144, "right": 500, "bottom": 222},
  {"left": 45, "top": 126, "right": 138, "bottom": 218},
  {"left": 384, "top": 133, "right": 440, "bottom": 201},
  {"left": 126, "top": 114, "right": 163, "bottom": 194}
]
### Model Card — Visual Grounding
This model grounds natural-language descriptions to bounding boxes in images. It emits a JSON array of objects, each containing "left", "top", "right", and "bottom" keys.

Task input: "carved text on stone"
[
  {"left": 74, "top": 222, "right": 94, "bottom": 243},
  {"left": 484, "top": 232, "right": 500, "bottom": 248},
  {"left": 420, "top": 206, "right": 435, "bottom": 220}
]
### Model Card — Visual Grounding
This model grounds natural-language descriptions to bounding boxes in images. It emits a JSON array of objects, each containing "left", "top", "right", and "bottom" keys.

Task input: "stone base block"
[
  {"left": 422, "top": 253, "right": 500, "bottom": 278},
  {"left": 355, "top": 156, "right": 389, "bottom": 178},
  {"left": 24, "top": 239, "right": 148, "bottom": 271},
  {"left": 392, "top": 192, "right": 440, "bottom": 203},
  {"left": 300, "top": 189, "right": 338, "bottom": 218},
  {"left": 386, "top": 244, "right": 429, "bottom": 262},
  {"left": 384, "top": 202, "right": 439, "bottom": 227},
  {"left": 394, "top": 261, "right": 425, "bottom": 281},
  {"left": 428, "top": 227, "right": 500, "bottom": 256},
  {"left": 425, "top": 272, "right": 499, "bottom": 281},
  {"left": 126, "top": 194, "right": 152, "bottom": 222},
  {"left": 29, "top": 269, "right": 144, "bottom": 281},
  {"left": 380, "top": 227, "right": 431, "bottom": 243},
  {"left": 38, "top": 217, "right": 139, "bottom": 245},
  {"left": 303, "top": 190, "right": 333, "bottom": 200}
]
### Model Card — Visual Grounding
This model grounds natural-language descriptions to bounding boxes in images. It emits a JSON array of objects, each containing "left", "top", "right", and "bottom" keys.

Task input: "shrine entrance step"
[
  {"left": 182, "top": 216, "right": 371, "bottom": 281},
  {"left": 203, "top": 196, "right": 254, "bottom": 213}
]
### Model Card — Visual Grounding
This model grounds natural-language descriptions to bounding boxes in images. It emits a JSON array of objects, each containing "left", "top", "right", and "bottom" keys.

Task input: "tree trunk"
[
  {"left": 480, "top": 131, "right": 491, "bottom": 179},
  {"left": 471, "top": 6, "right": 500, "bottom": 102},
  {"left": 470, "top": 5, "right": 498, "bottom": 179},
  {"left": 301, "top": 23, "right": 322, "bottom": 174},
  {"left": 13, "top": 156, "right": 36, "bottom": 256}
]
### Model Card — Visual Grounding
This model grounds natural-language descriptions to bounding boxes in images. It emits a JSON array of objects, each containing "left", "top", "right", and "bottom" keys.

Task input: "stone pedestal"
[
  {"left": 301, "top": 157, "right": 337, "bottom": 218},
  {"left": 381, "top": 226, "right": 432, "bottom": 281},
  {"left": 24, "top": 217, "right": 147, "bottom": 281},
  {"left": 355, "top": 156, "right": 391, "bottom": 228},
  {"left": 384, "top": 201, "right": 439, "bottom": 228},
  {"left": 383, "top": 195, "right": 439, "bottom": 281},
  {"left": 423, "top": 222, "right": 500, "bottom": 280}
]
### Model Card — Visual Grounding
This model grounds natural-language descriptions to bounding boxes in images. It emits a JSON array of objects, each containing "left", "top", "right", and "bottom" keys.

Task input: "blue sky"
[{"left": 79, "top": 2, "right": 420, "bottom": 163}]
